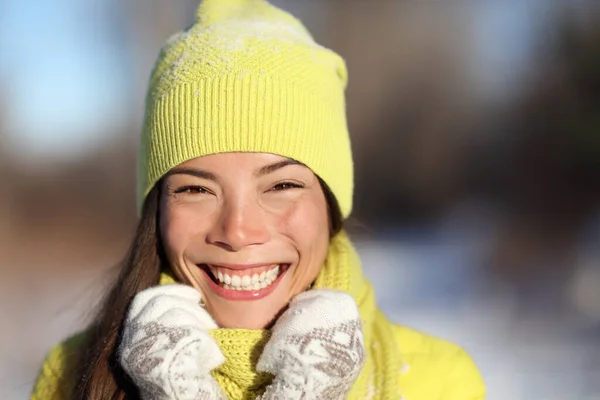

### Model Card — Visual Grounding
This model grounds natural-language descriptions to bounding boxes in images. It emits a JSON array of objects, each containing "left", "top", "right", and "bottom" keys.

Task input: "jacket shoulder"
[
  {"left": 30, "top": 331, "right": 87, "bottom": 400},
  {"left": 392, "top": 325, "right": 486, "bottom": 400}
]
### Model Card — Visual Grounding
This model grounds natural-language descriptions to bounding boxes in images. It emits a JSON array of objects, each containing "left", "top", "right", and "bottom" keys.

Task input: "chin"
[{"left": 209, "top": 299, "right": 287, "bottom": 329}]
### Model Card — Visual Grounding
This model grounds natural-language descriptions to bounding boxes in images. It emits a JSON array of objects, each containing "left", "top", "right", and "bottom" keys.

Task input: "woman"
[{"left": 32, "top": 0, "right": 486, "bottom": 399}]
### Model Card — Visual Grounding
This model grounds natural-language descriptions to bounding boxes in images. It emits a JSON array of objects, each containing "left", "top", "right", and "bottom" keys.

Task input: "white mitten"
[
  {"left": 256, "top": 290, "right": 366, "bottom": 400},
  {"left": 118, "top": 284, "right": 226, "bottom": 400}
]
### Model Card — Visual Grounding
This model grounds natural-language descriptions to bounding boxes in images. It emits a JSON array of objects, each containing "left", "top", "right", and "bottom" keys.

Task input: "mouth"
[{"left": 198, "top": 263, "right": 290, "bottom": 300}]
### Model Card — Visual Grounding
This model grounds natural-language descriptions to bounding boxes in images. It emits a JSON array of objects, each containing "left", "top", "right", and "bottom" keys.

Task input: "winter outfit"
[
  {"left": 32, "top": 0, "right": 486, "bottom": 398},
  {"left": 32, "top": 233, "right": 485, "bottom": 399}
]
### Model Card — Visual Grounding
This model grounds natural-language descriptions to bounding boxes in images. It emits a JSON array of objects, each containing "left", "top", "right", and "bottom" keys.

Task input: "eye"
[
  {"left": 172, "top": 185, "right": 210, "bottom": 195},
  {"left": 270, "top": 182, "right": 304, "bottom": 191}
]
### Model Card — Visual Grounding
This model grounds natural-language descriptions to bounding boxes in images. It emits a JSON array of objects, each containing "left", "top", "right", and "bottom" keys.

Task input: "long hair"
[
  {"left": 71, "top": 186, "right": 163, "bottom": 399},
  {"left": 70, "top": 177, "right": 342, "bottom": 399}
]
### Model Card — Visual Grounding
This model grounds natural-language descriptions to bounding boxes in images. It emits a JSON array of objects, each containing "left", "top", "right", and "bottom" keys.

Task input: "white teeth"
[
  {"left": 241, "top": 275, "right": 251, "bottom": 287},
  {"left": 211, "top": 264, "right": 283, "bottom": 291}
]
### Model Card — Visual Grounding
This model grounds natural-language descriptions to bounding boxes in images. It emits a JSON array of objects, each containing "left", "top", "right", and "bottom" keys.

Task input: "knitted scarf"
[{"left": 159, "top": 231, "right": 402, "bottom": 399}]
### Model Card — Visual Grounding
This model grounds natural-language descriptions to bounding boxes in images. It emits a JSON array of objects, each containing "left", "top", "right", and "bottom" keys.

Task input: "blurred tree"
[
  {"left": 322, "top": 2, "right": 482, "bottom": 225},
  {"left": 477, "top": 7, "right": 600, "bottom": 313},
  {"left": 0, "top": 91, "right": 10, "bottom": 248}
]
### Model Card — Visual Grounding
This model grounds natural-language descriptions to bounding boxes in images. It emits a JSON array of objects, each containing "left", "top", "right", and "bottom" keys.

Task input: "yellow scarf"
[{"left": 160, "top": 231, "right": 403, "bottom": 399}]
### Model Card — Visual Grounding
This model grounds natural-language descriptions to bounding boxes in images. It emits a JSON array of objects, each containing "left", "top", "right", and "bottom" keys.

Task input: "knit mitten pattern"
[
  {"left": 256, "top": 290, "right": 366, "bottom": 400},
  {"left": 118, "top": 284, "right": 226, "bottom": 400}
]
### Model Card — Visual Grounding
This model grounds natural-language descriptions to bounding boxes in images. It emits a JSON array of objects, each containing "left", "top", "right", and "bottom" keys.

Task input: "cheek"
[
  {"left": 160, "top": 208, "right": 203, "bottom": 261},
  {"left": 280, "top": 196, "right": 330, "bottom": 290},
  {"left": 160, "top": 217, "right": 183, "bottom": 262},
  {"left": 279, "top": 196, "right": 329, "bottom": 247}
]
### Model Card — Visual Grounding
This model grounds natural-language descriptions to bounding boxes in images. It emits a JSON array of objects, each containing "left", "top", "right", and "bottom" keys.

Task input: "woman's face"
[{"left": 159, "top": 152, "right": 330, "bottom": 329}]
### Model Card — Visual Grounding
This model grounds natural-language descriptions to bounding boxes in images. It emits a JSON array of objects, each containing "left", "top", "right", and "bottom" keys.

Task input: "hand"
[
  {"left": 257, "top": 290, "right": 366, "bottom": 400},
  {"left": 118, "top": 284, "right": 226, "bottom": 400}
]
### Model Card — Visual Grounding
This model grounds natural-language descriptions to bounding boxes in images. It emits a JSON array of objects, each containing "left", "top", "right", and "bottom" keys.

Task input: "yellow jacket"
[
  {"left": 32, "top": 324, "right": 484, "bottom": 400},
  {"left": 32, "top": 233, "right": 485, "bottom": 399}
]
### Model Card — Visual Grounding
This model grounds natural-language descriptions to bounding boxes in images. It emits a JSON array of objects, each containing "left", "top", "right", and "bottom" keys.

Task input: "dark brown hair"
[{"left": 69, "top": 176, "right": 342, "bottom": 399}]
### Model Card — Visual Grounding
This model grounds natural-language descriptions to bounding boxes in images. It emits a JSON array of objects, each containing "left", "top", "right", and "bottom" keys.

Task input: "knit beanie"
[{"left": 137, "top": 0, "right": 354, "bottom": 218}]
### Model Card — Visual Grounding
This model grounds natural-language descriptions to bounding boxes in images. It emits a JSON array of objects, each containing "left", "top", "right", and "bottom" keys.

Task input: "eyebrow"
[
  {"left": 164, "top": 167, "right": 218, "bottom": 182},
  {"left": 164, "top": 158, "right": 304, "bottom": 181},
  {"left": 256, "top": 159, "right": 304, "bottom": 177}
]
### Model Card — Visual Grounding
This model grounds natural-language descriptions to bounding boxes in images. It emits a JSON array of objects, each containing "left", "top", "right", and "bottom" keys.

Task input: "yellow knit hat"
[{"left": 138, "top": 0, "right": 353, "bottom": 218}]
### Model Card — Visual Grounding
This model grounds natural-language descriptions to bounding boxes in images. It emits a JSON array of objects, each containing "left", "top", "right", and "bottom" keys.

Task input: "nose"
[{"left": 206, "top": 198, "right": 271, "bottom": 251}]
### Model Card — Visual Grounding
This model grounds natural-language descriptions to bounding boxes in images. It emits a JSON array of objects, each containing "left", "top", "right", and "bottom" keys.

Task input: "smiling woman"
[
  {"left": 160, "top": 153, "right": 332, "bottom": 329},
  {"left": 31, "top": 0, "right": 486, "bottom": 399}
]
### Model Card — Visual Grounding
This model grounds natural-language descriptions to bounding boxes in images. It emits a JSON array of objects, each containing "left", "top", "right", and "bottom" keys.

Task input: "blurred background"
[{"left": 1, "top": 0, "right": 599, "bottom": 398}]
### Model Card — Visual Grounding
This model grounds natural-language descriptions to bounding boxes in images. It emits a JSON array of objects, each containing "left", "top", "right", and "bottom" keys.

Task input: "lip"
[
  {"left": 199, "top": 263, "right": 290, "bottom": 301},
  {"left": 205, "top": 262, "right": 282, "bottom": 271}
]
